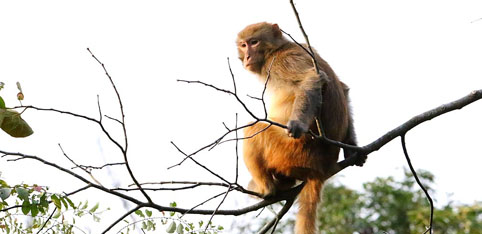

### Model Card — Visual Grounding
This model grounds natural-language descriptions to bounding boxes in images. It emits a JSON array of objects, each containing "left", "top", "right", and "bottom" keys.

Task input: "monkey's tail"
[{"left": 295, "top": 178, "right": 323, "bottom": 234}]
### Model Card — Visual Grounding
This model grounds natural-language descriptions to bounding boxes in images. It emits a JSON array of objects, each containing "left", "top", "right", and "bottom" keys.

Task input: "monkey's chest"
[{"left": 268, "top": 93, "right": 295, "bottom": 125}]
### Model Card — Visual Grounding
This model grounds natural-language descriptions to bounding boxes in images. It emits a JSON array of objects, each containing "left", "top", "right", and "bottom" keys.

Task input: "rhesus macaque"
[{"left": 237, "top": 22, "right": 357, "bottom": 234}]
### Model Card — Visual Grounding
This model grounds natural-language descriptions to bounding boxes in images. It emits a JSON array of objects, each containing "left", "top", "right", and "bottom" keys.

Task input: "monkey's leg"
[
  {"left": 243, "top": 124, "right": 277, "bottom": 197},
  {"left": 243, "top": 145, "right": 277, "bottom": 197}
]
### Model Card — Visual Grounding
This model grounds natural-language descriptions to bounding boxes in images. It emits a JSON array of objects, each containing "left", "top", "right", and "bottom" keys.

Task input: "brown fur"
[{"left": 237, "top": 22, "right": 356, "bottom": 234}]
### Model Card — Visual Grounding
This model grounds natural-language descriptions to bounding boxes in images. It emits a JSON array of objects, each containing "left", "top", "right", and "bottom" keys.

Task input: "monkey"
[{"left": 237, "top": 22, "right": 357, "bottom": 234}]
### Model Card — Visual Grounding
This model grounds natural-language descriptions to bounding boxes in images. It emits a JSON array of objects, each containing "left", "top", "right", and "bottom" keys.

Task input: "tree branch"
[
  {"left": 334, "top": 89, "right": 482, "bottom": 175},
  {"left": 87, "top": 48, "right": 153, "bottom": 204}
]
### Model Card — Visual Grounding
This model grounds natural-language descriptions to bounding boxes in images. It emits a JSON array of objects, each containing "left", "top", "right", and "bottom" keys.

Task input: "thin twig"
[
  {"left": 35, "top": 207, "right": 57, "bottom": 234},
  {"left": 170, "top": 141, "right": 230, "bottom": 184},
  {"left": 13, "top": 105, "right": 126, "bottom": 160},
  {"left": 204, "top": 185, "right": 232, "bottom": 232},
  {"left": 104, "top": 115, "right": 123, "bottom": 125},
  {"left": 103, "top": 205, "right": 143, "bottom": 234},
  {"left": 87, "top": 48, "right": 152, "bottom": 204},
  {"left": 214, "top": 121, "right": 272, "bottom": 147},
  {"left": 227, "top": 57, "right": 237, "bottom": 95},
  {"left": 58, "top": 144, "right": 103, "bottom": 185},
  {"left": 181, "top": 188, "right": 234, "bottom": 218},
  {"left": 262, "top": 56, "right": 276, "bottom": 118},
  {"left": 1, "top": 150, "right": 144, "bottom": 205},
  {"left": 401, "top": 135, "right": 433, "bottom": 234},
  {"left": 222, "top": 122, "right": 230, "bottom": 131},
  {"left": 258, "top": 198, "right": 296, "bottom": 234},
  {"left": 73, "top": 162, "right": 125, "bottom": 170},
  {"left": 289, "top": 0, "right": 320, "bottom": 75},
  {"left": 168, "top": 121, "right": 265, "bottom": 169},
  {"left": 235, "top": 114, "right": 240, "bottom": 183},
  {"left": 122, "top": 181, "right": 258, "bottom": 196}
]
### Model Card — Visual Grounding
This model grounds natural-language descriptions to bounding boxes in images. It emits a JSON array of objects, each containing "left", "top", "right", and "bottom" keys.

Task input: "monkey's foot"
[
  {"left": 354, "top": 153, "right": 367, "bottom": 167},
  {"left": 247, "top": 179, "right": 277, "bottom": 198}
]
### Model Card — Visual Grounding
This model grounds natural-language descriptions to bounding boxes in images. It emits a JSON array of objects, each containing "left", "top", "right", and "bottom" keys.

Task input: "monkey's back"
[{"left": 261, "top": 42, "right": 350, "bottom": 173}]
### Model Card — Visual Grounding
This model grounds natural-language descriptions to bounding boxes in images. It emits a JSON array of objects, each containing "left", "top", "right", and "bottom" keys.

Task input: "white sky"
[{"left": 1, "top": 0, "right": 482, "bottom": 233}]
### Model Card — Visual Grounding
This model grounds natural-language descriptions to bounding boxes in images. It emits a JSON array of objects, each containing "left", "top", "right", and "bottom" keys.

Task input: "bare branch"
[
  {"left": 262, "top": 56, "right": 275, "bottom": 118},
  {"left": 181, "top": 188, "right": 234, "bottom": 218},
  {"left": 227, "top": 57, "right": 237, "bottom": 95},
  {"left": 258, "top": 199, "right": 295, "bottom": 234},
  {"left": 169, "top": 141, "right": 231, "bottom": 184},
  {"left": 87, "top": 48, "right": 152, "bottom": 204},
  {"left": 102, "top": 205, "right": 143, "bottom": 234},
  {"left": 335, "top": 89, "right": 482, "bottom": 175},
  {"left": 140, "top": 183, "right": 304, "bottom": 216},
  {"left": 234, "top": 114, "right": 240, "bottom": 183},
  {"left": 104, "top": 115, "right": 123, "bottom": 125},
  {"left": 73, "top": 162, "right": 126, "bottom": 171},
  {"left": 35, "top": 207, "right": 57, "bottom": 234},
  {"left": 204, "top": 185, "right": 232, "bottom": 232},
  {"left": 289, "top": 0, "right": 320, "bottom": 75},
  {"left": 0, "top": 150, "right": 144, "bottom": 205},
  {"left": 17, "top": 105, "right": 125, "bottom": 156},
  {"left": 401, "top": 135, "right": 434, "bottom": 234},
  {"left": 58, "top": 143, "right": 103, "bottom": 186}
]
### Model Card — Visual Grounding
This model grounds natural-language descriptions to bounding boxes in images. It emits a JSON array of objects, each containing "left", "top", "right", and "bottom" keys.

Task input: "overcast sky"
[{"left": 1, "top": 0, "right": 482, "bottom": 233}]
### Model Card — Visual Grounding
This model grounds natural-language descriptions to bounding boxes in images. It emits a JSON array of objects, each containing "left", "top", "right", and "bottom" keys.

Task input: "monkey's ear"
[{"left": 272, "top": 24, "right": 282, "bottom": 38}]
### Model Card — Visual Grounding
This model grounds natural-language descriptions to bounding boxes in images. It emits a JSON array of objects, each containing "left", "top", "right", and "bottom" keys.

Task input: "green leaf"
[
  {"left": 31, "top": 204, "right": 39, "bottom": 217},
  {"left": 65, "top": 196, "right": 76, "bottom": 209},
  {"left": 16, "top": 187, "right": 29, "bottom": 200},
  {"left": 147, "top": 220, "right": 155, "bottom": 230},
  {"left": 135, "top": 210, "right": 145, "bottom": 218},
  {"left": 145, "top": 209, "right": 152, "bottom": 217},
  {"left": 22, "top": 200, "right": 31, "bottom": 215},
  {"left": 40, "top": 194, "right": 49, "bottom": 208},
  {"left": 60, "top": 197, "right": 68, "bottom": 210},
  {"left": 89, "top": 202, "right": 99, "bottom": 213},
  {"left": 0, "top": 109, "right": 33, "bottom": 137},
  {"left": 51, "top": 194, "right": 62, "bottom": 210},
  {"left": 38, "top": 203, "right": 45, "bottom": 213},
  {"left": 166, "top": 221, "right": 176, "bottom": 233},
  {"left": 0, "top": 188, "right": 11, "bottom": 200},
  {"left": 53, "top": 209, "right": 61, "bottom": 219},
  {"left": 0, "top": 96, "right": 5, "bottom": 109},
  {"left": 176, "top": 223, "right": 184, "bottom": 234},
  {"left": 81, "top": 200, "right": 89, "bottom": 210}
]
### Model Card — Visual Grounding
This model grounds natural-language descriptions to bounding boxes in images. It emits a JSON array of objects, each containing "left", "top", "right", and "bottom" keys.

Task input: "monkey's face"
[
  {"left": 237, "top": 38, "right": 264, "bottom": 73},
  {"left": 236, "top": 22, "right": 285, "bottom": 74}
]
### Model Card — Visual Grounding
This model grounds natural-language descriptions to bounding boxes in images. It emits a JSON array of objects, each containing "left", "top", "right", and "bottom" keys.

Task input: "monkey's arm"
[{"left": 287, "top": 70, "right": 324, "bottom": 138}]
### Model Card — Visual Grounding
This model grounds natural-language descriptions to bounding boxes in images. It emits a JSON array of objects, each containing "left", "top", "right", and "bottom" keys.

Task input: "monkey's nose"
[{"left": 244, "top": 56, "right": 251, "bottom": 64}]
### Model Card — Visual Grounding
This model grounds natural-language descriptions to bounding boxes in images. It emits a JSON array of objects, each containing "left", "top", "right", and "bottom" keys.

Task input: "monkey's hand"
[{"left": 287, "top": 120, "right": 309, "bottom": 138}]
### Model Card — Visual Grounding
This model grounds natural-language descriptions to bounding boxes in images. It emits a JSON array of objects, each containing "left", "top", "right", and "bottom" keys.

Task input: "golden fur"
[{"left": 237, "top": 22, "right": 355, "bottom": 234}]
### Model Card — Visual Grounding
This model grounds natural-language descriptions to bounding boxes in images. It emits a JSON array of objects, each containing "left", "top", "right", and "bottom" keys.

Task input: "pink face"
[{"left": 238, "top": 38, "right": 260, "bottom": 71}]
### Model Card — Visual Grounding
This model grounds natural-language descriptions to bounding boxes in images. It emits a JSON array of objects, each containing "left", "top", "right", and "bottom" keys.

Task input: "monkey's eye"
[
  {"left": 240, "top": 43, "right": 247, "bottom": 48},
  {"left": 250, "top": 40, "right": 259, "bottom": 45}
]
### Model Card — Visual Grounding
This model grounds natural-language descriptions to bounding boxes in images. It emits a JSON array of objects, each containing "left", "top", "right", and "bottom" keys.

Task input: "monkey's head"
[{"left": 236, "top": 22, "right": 288, "bottom": 74}]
